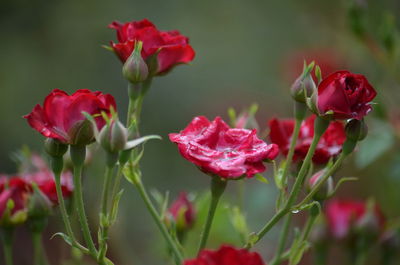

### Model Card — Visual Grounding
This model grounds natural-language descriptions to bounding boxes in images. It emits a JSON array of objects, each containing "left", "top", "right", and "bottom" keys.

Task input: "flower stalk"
[
  {"left": 1, "top": 228, "right": 14, "bottom": 265},
  {"left": 198, "top": 177, "right": 227, "bottom": 253}
]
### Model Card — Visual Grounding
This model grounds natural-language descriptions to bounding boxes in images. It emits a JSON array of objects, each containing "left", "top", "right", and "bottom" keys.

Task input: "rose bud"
[
  {"left": 345, "top": 119, "right": 368, "bottom": 142},
  {"left": 316, "top": 71, "right": 377, "bottom": 120},
  {"left": 99, "top": 119, "right": 128, "bottom": 154},
  {"left": 291, "top": 73, "right": 316, "bottom": 102},
  {"left": 184, "top": 245, "right": 266, "bottom": 265},
  {"left": 27, "top": 184, "right": 52, "bottom": 219},
  {"left": 325, "top": 199, "right": 385, "bottom": 241},
  {"left": 167, "top": 192, "right": 195, "bottom": 231},
  {"left": 0, "top": 177, "right": 32, "bottom": 226},
  {"left": 355, "top": 200, "right": 386, "bottom": 241},
  {"left": 24, "top": 89, "right": 116, "bottom": 146},
  {"left": 44, "top": 138, "right": 68, "bottom": 158},
  {"left": 308, "top": 170, "right": 333, "bottom": 201},
  {"left": 291, "top": 62, "right": 316, "bottom": 103},
  {"left": 269, "top": 115, "right": 346, "bottom": 164},
  {"left": 169, "top": 116, "right": 279, "bottom": 179},
  {"left": 122, "top": 41, "right": 149, "bottom": 83},
  {"left": 109, "top": 19, "right": 195, "bottom": 76}
]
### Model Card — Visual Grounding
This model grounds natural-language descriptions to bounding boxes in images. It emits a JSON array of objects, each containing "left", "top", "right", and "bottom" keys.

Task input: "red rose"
[
  {"left": 0, "top": 176, "right": 32, "bottom": 220},
  {"left": 184, "top": 245, "right": 266, "bottom": 265},
  {"left": 169, "top": 116, "right": 279, "bottom": 179},
  {"left": 269, "top": 115, "right": 346, "bottom": 164},
  {"left": 326, "top": 199, "right": 385, "bottom": 240},
  {"left": 317, "top": 71, "right": 377, "bottom": 120},
  {"left": 24, "top": 89, "right": 116, "bottom": 145},
  {"left": 109, "top": 19, "right": 195, "bottom": 75},
  {"left": 20, "top": 154, "right": 73, "bottom": 205},
  {"left": 168, "top": 192, "right": 195, "bottom": 230}
]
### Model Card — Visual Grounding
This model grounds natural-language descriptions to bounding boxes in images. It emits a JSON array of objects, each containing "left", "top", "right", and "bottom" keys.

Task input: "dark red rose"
[
  {"left": 326, "top": 199, "right": 385, "bottom": 240},
  {"left": 0, "top": 176, "right": 32, "bottom": 221},
  {"left": 168, "top": 192, "right": 195, "bottom": 230},
  {"left": 317, "top": 71, "right": 377, "bottom": 120},
  {"left": 169, "top": 116, "right": 279, "bottom": 179},
  {"left": 22, "top": 154, "right": 73, "bottom": 205},
  {"left": 24, "top": 89, "right": 116, "bottom": 145},
  {"left": 269, "top": 115, "right": 346, "bottom": 164},
  {"left": 109, "top": 19, "right": 195, "bottom": 75},
  {"left": 184, "top": 245, "right": 266, "bottom": 265}
]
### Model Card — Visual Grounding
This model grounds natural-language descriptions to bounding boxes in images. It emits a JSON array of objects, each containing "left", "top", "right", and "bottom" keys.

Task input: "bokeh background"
[{"left": 1, "top": 0, "right": 400, "bottom": 264}]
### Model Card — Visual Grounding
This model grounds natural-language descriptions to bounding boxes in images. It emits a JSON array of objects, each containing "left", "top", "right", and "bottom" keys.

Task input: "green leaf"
[
  {"left": 228, "top": 206, "right": 250, "bottom": 244},
  {"left": 51, "top": 232, "right": 73, "bottom": 246},
  {"left": 355, "top": 119, "right": 395, "bottom": 169},
  {"left": 124, "top": 135, "right": 162, "bottom": 150},
  {"left": 289, "top": 240, "right": 310, "bottom": 265},
  {"left": 227, "top": 107, "right": 237, "bottom": 127},
  {"left": 314, "top": 65, "right": 322, "bottom": 84},
  {"left": 328, "top": 177, "right": 358, "bottom": 199},
  {"left": 255, "top": 173, "right": 269, "bottom": 184}
]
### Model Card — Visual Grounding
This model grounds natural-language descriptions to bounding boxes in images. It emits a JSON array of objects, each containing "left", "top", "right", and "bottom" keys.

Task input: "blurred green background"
[{"left": 1, "top": 0, "right": 400, "bottom": 264}]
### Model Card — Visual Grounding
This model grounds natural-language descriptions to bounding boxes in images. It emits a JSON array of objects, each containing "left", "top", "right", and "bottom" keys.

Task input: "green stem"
[
  {"left": 245, "top": 117, "right": 329, "bottom": 248},
  {"left": 97, "top": 165, "right": 115, "bottom": 263},
  {"left": 295, "top": 153, "right": 346, "bottom": 208},
  {"left": 198, "top": 177, "right": 227, "bottom": 253},
  {"left": 110, "top": 166, "right": 124, "bottom": 207},
  {"left": 131, "top": 170, "right": 183, "bottom": 265},
  {"left": 32, "top": 232, "right": 49, "bottom": 265},
  {"left": 1, "top": 228, "right": 13, "bottom": 265},
  {"left": 268, "top": 106, "right": 304, "bottom": 265},
  {"left": 72, "top": 163, "right": 97, "bottom": 256},
  {"left": 280, "top": 105, "right": 305, "bottom": 190},
  {"left": 50, "top": 156, "right": 88, "bottom": 253},
  {"left": 269, "top": 214, "right": 292, "bottom": 265}
]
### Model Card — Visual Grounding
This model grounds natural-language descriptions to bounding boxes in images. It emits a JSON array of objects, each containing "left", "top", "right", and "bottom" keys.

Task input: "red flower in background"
[
  {"left": 109, "top": 19, "right": 195, "bottom": 74},
  {"left": 269, "top": 115, "right": 346, "bottom": 164},
  {"left": 326, "top": 199, "right": 385, "bottom": 240},
  {"left": 22, "top": 154, "right": 73, "bottom": 205},
  {"left": 0, "top": 177, "right": 32, "bottom": 220},
  {"left": 184, "top": 245, "right": 266, "bottom": 265},
  {"left": 24, "top": 89, "right": 116, "bottom": 145},
  {"left": 169, "top": 116, "right": 279, "bottom": 179},
  {"left": 168, "top": 192, "right": 195, "bottom": 230},
  {"left": 317, "top": 71, "right": 377, "bottom": 120}
]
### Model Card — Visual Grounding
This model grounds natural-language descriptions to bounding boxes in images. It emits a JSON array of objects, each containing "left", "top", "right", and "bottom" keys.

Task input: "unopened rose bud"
[
  {"left": 122, "top": 41, "right": 149, "bottom": 84},
  {"left": 44, "top": 138, "right": 68, "bottom": 158},
  {"left": 308, "top": 170, "right": 334, "bottom": 201},
  {"left": 68, "top": 119, "right": 95, "bottom": 146},
  {"left": 28, "top": 185, "right": 52, "bottom": 219},
  {"left": 167, "top": 192, "right": 195, "bottom": 232},
  {"left": 99, "top": 119, "right": 128, "bottom": 153},
  {"left": 345, "top": 119, "right": 368, "bottom": 142},
  {"left": 355, "top": 201, "right": 385, "bottom": 242},
  {"left": 291, "top": 74, "right": 316, "bottom": 103}
]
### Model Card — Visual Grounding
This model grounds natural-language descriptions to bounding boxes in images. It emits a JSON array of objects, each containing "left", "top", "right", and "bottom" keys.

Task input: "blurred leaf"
[
  {"left": 355, "top": 119, "right": 395, "bottom": 168},
  {"left": 228, "top": 206, "right": 250, "bottom": 244},
  {"left": 124, "top": 135, "right": 162, "bottom": 150},
  {"left": 255, "top": 173, "right": 269, "bottom": 184}
]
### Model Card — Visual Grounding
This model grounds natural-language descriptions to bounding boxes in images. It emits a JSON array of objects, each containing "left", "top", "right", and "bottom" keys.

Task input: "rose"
[
  {"left": 109, "top": 19, "right": 195, "bottom": 75},
  {"left": 269, "top": 115, "right": 346, "bottom": 164},
  {"left": 24, "top": 89, "right": 116, "bottom": 146},
  {"left": 167, "top": 192, "right": 195, "bottom": 230},
  {"left": 325, "top": 199, "right": 385, "bottom": 240},
  {"left": 22, "top": 154, "right": 73, "bottom": 205},
  {"left": 184, "top": 245, "right": 266, "bottom": 265},
  {"left": 0, "top": 176, "right": 32, "bottom": 224},
  {"left": 169, "top": 116, "right": 279, "bottom": 179},
  {"left": 316, "top": 71, "right": 377, "bottom": 120}
]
